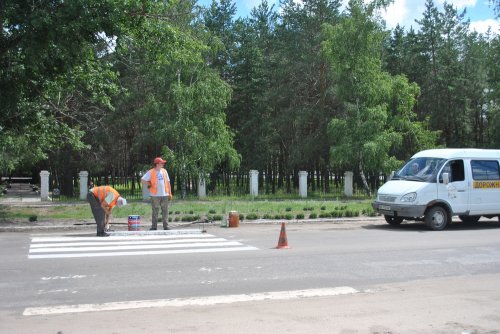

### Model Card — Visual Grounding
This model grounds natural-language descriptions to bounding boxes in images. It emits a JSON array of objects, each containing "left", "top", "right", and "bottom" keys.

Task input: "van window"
[
  {"left": 395, "top": 157, "right": 446, "bottom": 183},
  {"left": 439, "top": 160, "right": 465, "bottom": 183},
  {"left": 471, "top": 160, "right": 500, "bottom": 180}
]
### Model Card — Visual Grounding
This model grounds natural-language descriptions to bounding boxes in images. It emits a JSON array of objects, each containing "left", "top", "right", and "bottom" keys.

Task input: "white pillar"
[
  {"left": 299, "top": 171, "right": 308, "bottom": 198},
  {"left": 249, "top": 170, "right": 259, "bottom": 197},
  {"left": 40, "top": 170, "right": 50, "bottom": 201},
  {"left": 198, "top": 174, "right": 206, "bottom": 198},
  {"left": 344, "top": 171, "right": 353, "bottom": 197},
  {"left": 79, "top": 171, "right": 89, "bottom": 200}
]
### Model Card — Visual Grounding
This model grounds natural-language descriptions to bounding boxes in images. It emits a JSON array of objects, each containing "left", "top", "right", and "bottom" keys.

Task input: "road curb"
[{"left": 0, "top": 217, "right": 385, "bottom": 232}]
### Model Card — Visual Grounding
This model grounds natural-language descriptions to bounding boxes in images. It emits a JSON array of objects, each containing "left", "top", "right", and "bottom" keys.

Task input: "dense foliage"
[{"left": 1, "top": 0, "right": 498, "bottom": 196}]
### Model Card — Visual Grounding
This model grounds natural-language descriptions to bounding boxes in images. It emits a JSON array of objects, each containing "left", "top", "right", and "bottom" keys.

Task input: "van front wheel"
[
  {"left": 384, "top": 215, "right": 403, "bottom": 225},
  {"left": 425, "top": 206, "right": 449, "bottom": 230}
]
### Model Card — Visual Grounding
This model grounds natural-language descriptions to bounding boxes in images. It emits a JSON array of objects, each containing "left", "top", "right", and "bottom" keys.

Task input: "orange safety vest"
[
  {"left": 92, "top": 186, "right": 120, "bottom": 209},
  {"left": 148, "top": 168, "right": 172, "bottom": 196}
]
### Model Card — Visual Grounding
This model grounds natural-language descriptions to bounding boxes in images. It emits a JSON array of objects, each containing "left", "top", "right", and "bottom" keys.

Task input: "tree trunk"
[{"left": 359, "top": 165, "right": 371, "bottom": 197}]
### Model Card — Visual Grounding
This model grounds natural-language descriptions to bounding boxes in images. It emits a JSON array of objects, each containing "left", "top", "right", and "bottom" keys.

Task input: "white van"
[{"left": 372, "top": 148, "right": 500, "bottom": 230}]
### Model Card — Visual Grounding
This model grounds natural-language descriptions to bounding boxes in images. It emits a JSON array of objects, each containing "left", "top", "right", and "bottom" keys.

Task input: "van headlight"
[{"left": 400, "top": 192, "right": 417, "bottom": 202}]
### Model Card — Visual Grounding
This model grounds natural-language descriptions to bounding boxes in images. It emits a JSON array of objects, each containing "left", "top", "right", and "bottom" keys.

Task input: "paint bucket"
[
  {"left": 128, "top": 215, "right": 141, "bottom": 231},
  {"left": 228, "top": 211, "right": 239, "bottom": 228}
]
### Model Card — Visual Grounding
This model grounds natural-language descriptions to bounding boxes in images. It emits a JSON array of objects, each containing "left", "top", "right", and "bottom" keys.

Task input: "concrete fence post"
[
  {"left": 79, "top": 171, "right": 89, "bottom": 200},
  {"left": 298, "top": 171, "right": 308, "bottom": 198},
  {"left": 249, "top": 170, "right": 259, "bottom": 197},
  {"left": 198, "top": 174, "right": 206, "bottom": 198},
  {"left": 40, "top": 170, "right": 50, "bottom": 201},
  {"left": 344, "top": 171, "right": 353, "bottom": 197}
]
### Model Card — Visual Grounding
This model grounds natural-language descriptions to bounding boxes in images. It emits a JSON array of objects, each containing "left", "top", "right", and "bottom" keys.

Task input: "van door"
[
  {"left": 469, "top": 159, "right": 500, "bottom": 215},
  {"left": 437, "top": 159, "right": 469, "bottom": 215}
]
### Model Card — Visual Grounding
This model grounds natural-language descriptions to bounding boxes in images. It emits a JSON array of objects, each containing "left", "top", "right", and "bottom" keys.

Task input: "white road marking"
[
  {"left": 23, "top": 287, "right": 359, "bottom": 316},
  {"left": 41, "top": 275, "right": 89, "bottom": 280},
  {"left": 30, "top": 240, "right": 239, "bottom": 253},
  {"left": 31, "top": 234, "right": 213, "bottom": 243},
  {"left": 28, "top": 246, "right": 258, "bottom": 259},
  {"left": 29, "top": 233, "right": 258, "bottom": 259},
  {"left": 30, "top": 238, "right": 227, "bottom": 248}
]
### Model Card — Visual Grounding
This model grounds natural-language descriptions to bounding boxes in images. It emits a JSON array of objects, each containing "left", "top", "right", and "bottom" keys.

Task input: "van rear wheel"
[
  {"left": 425, "top": 206, "right": 449, "bottom": 231},
  {"left": 384, "top": 215, "right": 403, "bottom": 225}
]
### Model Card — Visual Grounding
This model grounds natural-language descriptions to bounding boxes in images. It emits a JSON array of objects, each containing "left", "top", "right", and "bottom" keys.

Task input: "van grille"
[{"left": 379, "top": 195, "right": 397, "bottom": 202}]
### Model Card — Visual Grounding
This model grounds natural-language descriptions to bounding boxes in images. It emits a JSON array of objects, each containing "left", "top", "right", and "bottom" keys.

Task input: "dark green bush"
[
  {"left": 210, "top": 215, "right": 223, "bottom": 221},
  {"left": 246, "top": 213, "right": 259, "bottom": 220}
]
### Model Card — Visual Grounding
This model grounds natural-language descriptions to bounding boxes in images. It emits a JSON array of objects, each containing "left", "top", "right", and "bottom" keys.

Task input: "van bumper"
[{"left": 372, "top": 201, "right": 427, "bottom": 218}]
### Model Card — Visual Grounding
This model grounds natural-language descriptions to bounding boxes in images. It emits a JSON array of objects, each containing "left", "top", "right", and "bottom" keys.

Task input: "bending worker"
[
  {"left": 141, "top": 157, "right": 173, "bottom": 230},
  {"left": 87, "top": 185, "right": 127, "bottom": 237}
]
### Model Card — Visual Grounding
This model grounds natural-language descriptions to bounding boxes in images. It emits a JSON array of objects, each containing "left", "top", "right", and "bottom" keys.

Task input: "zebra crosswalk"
[{"left": 28, "top": 231, "right": 258, "bottom": 259}]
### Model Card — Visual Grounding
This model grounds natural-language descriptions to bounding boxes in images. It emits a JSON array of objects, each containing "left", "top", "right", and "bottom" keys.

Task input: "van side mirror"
[
  {"left": 389, "top": 171, "right": 395, "bottom": 180},
  {"left": 442, "top": 172, "right": 449, "bottom": 185}
]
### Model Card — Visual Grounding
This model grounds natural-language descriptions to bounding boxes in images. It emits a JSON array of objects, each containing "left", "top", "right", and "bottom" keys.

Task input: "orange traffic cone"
[{"left": 276, "top": 222, "right": 290, "bottom": 249}]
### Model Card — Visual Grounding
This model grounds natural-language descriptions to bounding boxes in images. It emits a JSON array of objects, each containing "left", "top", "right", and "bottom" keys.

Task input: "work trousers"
[
  {"left": 87, "top": 192, "right": 106, "bottom": 235},
  {"left": 151, "top": 196, "right": 169, "bottom": 229}
]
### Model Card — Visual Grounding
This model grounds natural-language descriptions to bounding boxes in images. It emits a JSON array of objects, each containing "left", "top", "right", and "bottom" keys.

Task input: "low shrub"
[
  {"left": 181, "top": 215, "right": 200, "bottom": 222},
  {"left": 246, "top": 213, "right": 259, "bottom": 220},
  {"left": 330, "top": 211, "right": 341, "bottom": 218},
  {"left": 362, "top": 208, "right": 376, "bottom": 217}
]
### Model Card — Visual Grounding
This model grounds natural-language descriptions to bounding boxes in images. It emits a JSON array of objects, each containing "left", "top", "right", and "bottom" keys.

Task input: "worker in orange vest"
[
  {"left": 141, "top": 157, "right": 173, "bottom": 230},
  {"left": 87, "top": 185, "right": 127, "bottom": 236}
]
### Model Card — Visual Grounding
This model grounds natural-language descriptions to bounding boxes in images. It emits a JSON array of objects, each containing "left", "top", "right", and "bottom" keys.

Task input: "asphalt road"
[{"left": 1, "top": 219, "right": 500, "bottom": 333}]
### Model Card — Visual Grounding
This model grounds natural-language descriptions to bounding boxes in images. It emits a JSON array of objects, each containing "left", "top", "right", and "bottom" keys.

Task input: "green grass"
[{"left": 0, "top": 199, "right": 375, "bottom": 222}]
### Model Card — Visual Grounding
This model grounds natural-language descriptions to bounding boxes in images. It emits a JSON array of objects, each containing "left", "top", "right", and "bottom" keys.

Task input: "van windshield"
[{"left": 393, "top": 157, "right": 447, "bottom": 183}]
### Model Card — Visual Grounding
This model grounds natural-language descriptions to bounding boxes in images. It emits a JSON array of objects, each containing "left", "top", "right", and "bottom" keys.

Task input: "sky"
[{"left": 197, "top": 0, "right": 499, "bottom": 34}]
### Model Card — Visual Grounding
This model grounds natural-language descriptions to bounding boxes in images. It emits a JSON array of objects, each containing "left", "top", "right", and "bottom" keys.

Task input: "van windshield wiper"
[{"left": 406, "top": 175, "right": 426, "bottom": 181}]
